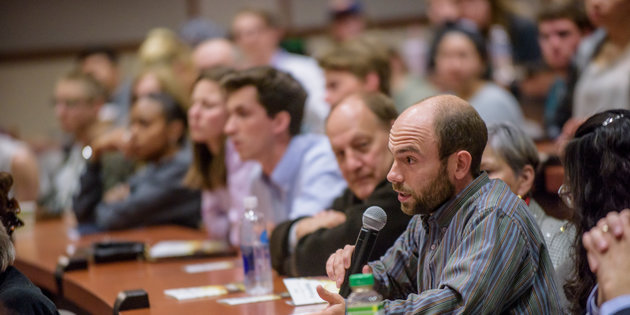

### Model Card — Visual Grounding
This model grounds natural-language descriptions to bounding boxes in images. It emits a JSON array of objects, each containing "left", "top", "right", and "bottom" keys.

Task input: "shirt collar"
[
  {"left": 268, "top": 135, "right": 307, "bottom": 194},
  {"left": 429, "top": 172, "right": 490, "bottom": 229}
]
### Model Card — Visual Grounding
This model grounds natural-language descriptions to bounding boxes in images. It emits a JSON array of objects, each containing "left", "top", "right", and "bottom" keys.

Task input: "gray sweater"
[{"left": 73, "top": 148, "right": 201, "bottom": 231}]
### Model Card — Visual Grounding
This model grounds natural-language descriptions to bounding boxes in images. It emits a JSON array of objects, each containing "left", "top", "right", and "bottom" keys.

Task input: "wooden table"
[{"left": 13, "top": 215, "right": 303, "bottom": 314}]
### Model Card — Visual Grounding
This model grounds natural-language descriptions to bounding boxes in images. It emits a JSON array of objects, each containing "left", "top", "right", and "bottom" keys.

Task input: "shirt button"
[{"left": 430, "top": 244, "right": 436, "bottom": 250}]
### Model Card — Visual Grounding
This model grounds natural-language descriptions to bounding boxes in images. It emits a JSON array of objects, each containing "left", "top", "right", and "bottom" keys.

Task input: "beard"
[{"left": 393, "top": 162, "right": 455, "bottom": 216}]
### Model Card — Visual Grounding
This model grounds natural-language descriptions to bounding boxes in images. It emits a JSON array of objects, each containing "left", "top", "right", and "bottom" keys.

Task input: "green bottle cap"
[{"left": 349, "top": 273, "right": 374, "bottom": 287}]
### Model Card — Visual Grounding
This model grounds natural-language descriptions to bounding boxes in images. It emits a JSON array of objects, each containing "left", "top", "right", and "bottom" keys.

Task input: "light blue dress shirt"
[
  {"left": 250, "top": 134, "right": 347, "bottom": 224},
  {"left": 587, "top": 284, "right": 630, "bottom": 315}
]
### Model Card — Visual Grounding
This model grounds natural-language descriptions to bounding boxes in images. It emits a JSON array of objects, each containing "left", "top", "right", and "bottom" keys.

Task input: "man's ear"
[
  {"left": 271, "top": 111, "right": 291, "bottom": 135},
  {"left": 450, "top": 150, "right": 472, "bottom": 181},
  {"left": 364, "top": 72, "right": 381, "bottom": 93},
  {"left": 515, "top": 164, "right": 535, "bottom": 197}
]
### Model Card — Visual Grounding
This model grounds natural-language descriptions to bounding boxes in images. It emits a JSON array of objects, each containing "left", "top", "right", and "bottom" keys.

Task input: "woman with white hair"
[{"left": 481, "top": 123, "right": 574, "bottom": 270}]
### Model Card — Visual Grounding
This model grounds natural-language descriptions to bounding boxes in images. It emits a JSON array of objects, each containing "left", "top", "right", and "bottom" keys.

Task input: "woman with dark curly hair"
[
  {"left": 0, "top": 172, "right": 58, "bottom": 314},
  {"left": 562, "top": 109, "right": 630, "bottom": 314}
]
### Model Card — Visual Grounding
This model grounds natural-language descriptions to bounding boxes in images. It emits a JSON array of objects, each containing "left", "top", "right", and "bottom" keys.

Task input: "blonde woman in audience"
[
  {"left": 184, "top": 67, "right": 256, "bottom": 245},
  {"left": 137, "top": 28, "right": 197, "bottom": 99},
  {"left": 73, "top": 93, "right": 200, "bottom": 232},
  {"left": 430, "top": 24, "right": 526, "bottom": 129}
]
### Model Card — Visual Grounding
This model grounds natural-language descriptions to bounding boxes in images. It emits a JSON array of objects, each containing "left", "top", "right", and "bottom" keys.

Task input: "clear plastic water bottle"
[
  {"left": 347, "top": 273, "right": 383, "bottom": 315},
  {"left": 240, "top": 196, "right": 273, "bottom": 295}
]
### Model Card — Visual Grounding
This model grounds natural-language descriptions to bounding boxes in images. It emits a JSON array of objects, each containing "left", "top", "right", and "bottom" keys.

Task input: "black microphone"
[{"left": 339, "top": 206, "right": 387, "bottom": 298}]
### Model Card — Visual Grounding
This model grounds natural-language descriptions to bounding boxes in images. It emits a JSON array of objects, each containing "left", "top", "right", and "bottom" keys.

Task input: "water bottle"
[
  {"left": 240, "top": 196, "right": 273, "bottom": 295},
  {"left": 347, "top": 273, "right": 383, "bottom": 315}
]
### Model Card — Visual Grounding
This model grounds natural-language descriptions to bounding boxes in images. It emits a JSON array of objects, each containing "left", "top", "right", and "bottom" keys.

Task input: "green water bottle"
[{"left": 347, "top": 273, "right": 383, "bottom": 315}]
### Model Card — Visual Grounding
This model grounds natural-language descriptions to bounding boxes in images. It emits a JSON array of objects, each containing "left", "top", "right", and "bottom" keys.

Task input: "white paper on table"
[
  {"left": 283, "top": 278, "right": 339, "bottom": 306},
  {"left": 183, "top": 261, "right": 234, "bottom": 273},
  {"left": 217, "top": 294, "right": 282, "bottom": 305},
  {"left": 164, "top": 285, "right": 228, "bottom": 301}
]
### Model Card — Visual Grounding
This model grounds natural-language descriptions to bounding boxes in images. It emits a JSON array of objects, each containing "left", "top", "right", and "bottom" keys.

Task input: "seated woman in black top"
[
  {"left": 0, "top": 172, "right": 58, "bottom": 314},
  {"left": 73, "top": 93, "right": 201, "bottom": 231}
]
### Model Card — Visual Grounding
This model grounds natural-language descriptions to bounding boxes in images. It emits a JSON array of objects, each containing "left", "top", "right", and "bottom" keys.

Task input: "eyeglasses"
[{"left": 558, "top": 184, "right": 574, "bottom": 209}]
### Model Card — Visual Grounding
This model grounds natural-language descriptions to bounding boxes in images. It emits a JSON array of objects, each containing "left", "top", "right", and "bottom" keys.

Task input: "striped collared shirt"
[{"left": 369, "top": 172, "right": 562, "bottom": 314}]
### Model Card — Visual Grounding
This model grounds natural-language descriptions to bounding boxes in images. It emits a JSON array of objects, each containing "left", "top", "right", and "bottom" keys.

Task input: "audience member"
[
  {"left": 430, "top": 25, "right": 526, "bottom": 128},
  {"left": 179, "top": 17, "right": 225, "bottom": 48},
  {"left": 426, "top": 0, "right": 460, "bottom": 26},
  {"left": 222, "top": 67, "right": 346, "bottom": 224},
  {"left": 582, "top": 209, "right": 630, "bottom": 315},
  {"left": 184, "top": 67, "right": 256, "bottom": 245},
  {"left": 388, "top": 47, "right": 437, "bottom": 113},
  {"left": 192, "top": 38, "right": 238, "bottom": 71},
  {"left": 483, "top": 122, "right": 574, "bottom": 269},
  {"left": 481, "top": 122, "right": 574, "bottom": 308},
  {"left": 77, "top": 46, "right": 133, "bottom": 126},
  {"left": 457, "top": 0, "right": 542, "bottom": 86},
  {"left": 270, "top": 92, "right": 411, "bottom": 276},
  {"left": 315, "top": 95, "right": 561, "bottom": 314},
  {"left": 317, "top": 38, "right": 391, "bottom": 108},
  {"left": 327, "top": 0, "right": 366, "bottom": 43},
  {"left": 137, "top": 28, "right": 197, "bottom": 99},
  {"left": 133, "top": 65, "right": 191, "bottom": 110},
  {"left": 561, "top": 109, "right": 630, "bottom": 314},
  {"left": 72, "top": 93, "right": 200, "bottom": 231},
  {"left": 404, "top": 0, "right": 461, "bottom": 78},
  {"left": 0, "top": 133, "right": 39, "bottom": 204},
  {"left": 231, "top": 8, "right": 328, "bottom": 133},
  {"left": 39, "top": 71, "right": 108, "bottom": 216},
  {"left": 537, "top": 2, "right": 591, "bottom": 139},
  {"left": 0, "top": 172, "right": 57, "bottom": 314},
  {"left": 568, "top": 0, "right": 630, "bottom": 125}
]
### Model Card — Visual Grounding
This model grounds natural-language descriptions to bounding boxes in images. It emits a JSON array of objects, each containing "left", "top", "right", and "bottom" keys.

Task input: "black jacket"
[
  {"left": 73, "top": 148, "right": 201, "bottom": 231},
  {"left": 270, "top": 179, "right": 411, "bottom": 276},
  {"left": 0, "top": 266, "right": 58, "bottom": 315}
]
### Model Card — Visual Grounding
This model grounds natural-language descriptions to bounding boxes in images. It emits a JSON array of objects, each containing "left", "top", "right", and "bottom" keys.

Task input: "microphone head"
[{"left": 362, "top": 206, "right": 387, "bottom": 231}]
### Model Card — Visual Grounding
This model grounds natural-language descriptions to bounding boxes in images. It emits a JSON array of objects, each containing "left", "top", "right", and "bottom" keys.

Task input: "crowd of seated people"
[{"left": 4, "top": 0, "right": 630, "bottom": 313}]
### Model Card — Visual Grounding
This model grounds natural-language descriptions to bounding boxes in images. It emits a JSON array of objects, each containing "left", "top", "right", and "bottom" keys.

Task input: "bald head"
[
  {"left": 398, "top": 95, "right": 487, "bottom": 176},
  {"left": 193, "top": 38, "right": 237, "bottom": 71}
]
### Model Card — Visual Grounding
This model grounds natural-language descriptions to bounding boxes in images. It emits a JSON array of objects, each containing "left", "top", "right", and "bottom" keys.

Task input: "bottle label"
[
  {"left": 241, "top": 246, "right": 255, "bottom": 274},
  {"left": 347, "top": 302, "right": 384, "bottom": 315},
  {"left": 260, "top": 230, "right": 269, "bottom": 244}
]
